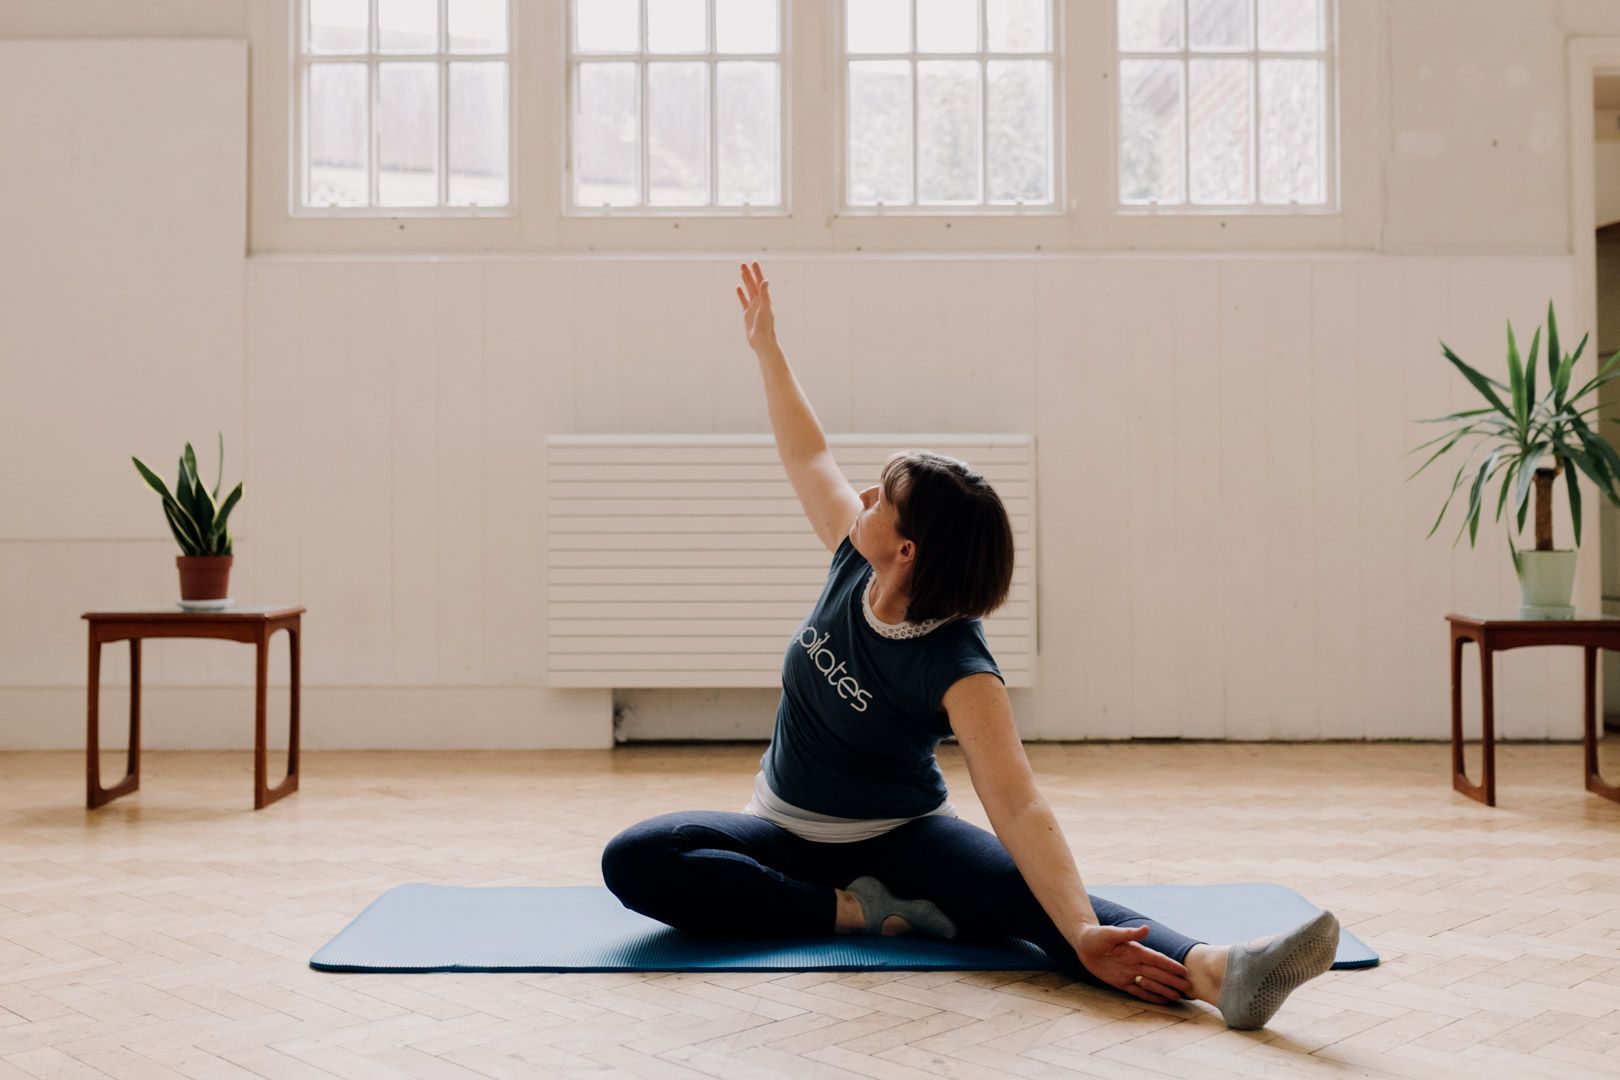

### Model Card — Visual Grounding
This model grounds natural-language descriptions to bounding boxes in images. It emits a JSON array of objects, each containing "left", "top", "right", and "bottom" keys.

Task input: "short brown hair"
[{"left": 879, "top": 449, "right": 1015, "bottom": 624}]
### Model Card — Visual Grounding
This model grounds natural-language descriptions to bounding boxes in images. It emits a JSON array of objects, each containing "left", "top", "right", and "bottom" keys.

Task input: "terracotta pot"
[{"left": 176, "top": 554, "right": 233, "bottom": 601}]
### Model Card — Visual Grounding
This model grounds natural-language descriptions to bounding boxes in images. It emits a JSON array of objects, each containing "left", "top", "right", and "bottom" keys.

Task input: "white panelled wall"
[{"left": 2, "top": 249, "right": 1589, "bottom": 748}]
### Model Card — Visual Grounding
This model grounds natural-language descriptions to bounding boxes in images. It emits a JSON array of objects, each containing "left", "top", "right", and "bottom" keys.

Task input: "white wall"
[{"left": 4, "top": 1, "right": 1618, "bottom": 750}]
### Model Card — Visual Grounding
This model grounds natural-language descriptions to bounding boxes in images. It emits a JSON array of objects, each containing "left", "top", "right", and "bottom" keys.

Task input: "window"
[
  {"left": 1117, "top": 0, "right": 1333, "bottom": 209},
  {"left": 297, "top": 0, "right": 512, "bottom": 212},
  {"left": 568, "top": 0, "right": 785, "bottom": 212},
  {"left": 842, "top": 0, "right": 1056, "bottom": 211}
]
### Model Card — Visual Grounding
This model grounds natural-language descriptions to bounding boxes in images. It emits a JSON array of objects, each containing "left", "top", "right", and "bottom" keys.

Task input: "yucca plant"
[
  {"left": 1407, "top": 300, "right": 1620, "bottom": 572},
  {"left": 131, "top": 432, "right": 243, "bottom": 556}
]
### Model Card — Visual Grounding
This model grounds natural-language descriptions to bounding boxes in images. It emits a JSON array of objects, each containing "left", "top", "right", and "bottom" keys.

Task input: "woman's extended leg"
[
  {"left": 601, "top": 810, "right": 845, "bottom": 937},
  {"left": 848, "top": 815, "right": 1204, "bottom": 987}
]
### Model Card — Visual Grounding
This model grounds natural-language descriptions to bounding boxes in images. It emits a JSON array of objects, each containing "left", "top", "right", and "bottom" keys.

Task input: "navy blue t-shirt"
[{"left": 759, "top": 535, "right": 1004, "bottom": 819}]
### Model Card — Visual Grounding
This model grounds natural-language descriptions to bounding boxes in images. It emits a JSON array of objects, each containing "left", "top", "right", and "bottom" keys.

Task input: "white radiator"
[{"left": 545, "top": 434, "right": 1035, "bottom": 688}]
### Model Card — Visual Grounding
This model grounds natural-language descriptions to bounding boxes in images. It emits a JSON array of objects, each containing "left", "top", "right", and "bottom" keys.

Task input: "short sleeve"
[{"left": 923, "top": 621, "right": 1004, "bottom": 716}]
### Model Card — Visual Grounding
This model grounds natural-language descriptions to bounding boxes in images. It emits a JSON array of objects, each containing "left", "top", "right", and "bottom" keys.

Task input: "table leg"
[
  {"left": 1584, "top": 644, "right": 1620, "bottom": 803},
  {"left": 87, "top": 636, "right": 140, "bottom": 809},
  {"left": 1479, "top": 644, "right": 1497, "bottom": 806},
  {"left": 1451, "top": 631, "right": 1495, "bottom": 806},
  {"left": 254, "top": 624, "right": 300, "bottom": 809}
]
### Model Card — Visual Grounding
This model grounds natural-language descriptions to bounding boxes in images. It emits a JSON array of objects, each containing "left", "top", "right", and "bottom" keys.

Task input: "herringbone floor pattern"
[{"left": 3, "top": 741, "right": 1619, "bottom": 1079}]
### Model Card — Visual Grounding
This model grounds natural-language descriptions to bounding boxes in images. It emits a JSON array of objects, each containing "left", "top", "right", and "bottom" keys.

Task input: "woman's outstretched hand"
[
  {"left": 1075, "top": 923, "right": 1195, "bottom": 1005},
  {"left": 736, "top": 260, "right": 778, "bottom": 356}
]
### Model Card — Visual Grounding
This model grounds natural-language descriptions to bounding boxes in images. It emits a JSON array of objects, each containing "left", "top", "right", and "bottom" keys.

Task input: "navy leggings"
[{"left": 600, "top": 810, "right": 1202, "bottom": 987}]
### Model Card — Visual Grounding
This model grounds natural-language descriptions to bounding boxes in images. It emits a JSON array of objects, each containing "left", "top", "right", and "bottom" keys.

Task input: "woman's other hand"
[
  {"left": 736, "top": 260, "right": 778, "bottom": 356},
  {"left": 1074, "top": 923, "right": 1195, "bottom": 1005}
]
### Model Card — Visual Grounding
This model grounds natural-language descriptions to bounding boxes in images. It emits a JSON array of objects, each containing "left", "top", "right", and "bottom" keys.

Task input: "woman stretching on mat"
[{"left": 600, "top": 261, "right": 1340, "bottom": 1029}]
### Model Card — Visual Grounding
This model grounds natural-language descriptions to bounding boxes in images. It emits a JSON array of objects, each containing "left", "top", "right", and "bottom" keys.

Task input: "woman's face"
[{"left": 850, "top": 479, "right": 914, "bottom": 571}]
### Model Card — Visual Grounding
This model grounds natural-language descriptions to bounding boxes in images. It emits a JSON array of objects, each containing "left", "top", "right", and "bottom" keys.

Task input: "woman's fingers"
[
  {"left": 736, "top": 285, "right": 748, "bottom": 310},
  {"left": 1134, "top": 974, "right": 1183, "bottom": 1000}
]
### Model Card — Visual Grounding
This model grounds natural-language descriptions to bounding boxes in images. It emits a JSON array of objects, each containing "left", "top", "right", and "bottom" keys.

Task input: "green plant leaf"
[
  {"left": 1461, "top": 446, "right": 1506, "bottom": 547},
  {"left": 209, "top": 482, "right": 243, "bottom": 548},
  {"left": 1506, "top": 321, "right": 1526, "bottom": 429},
  {"left": 1406, "top": 428, "right": 1474, "bottom": 479},
  {"left": 1524, "top": 325, "right": 1541, "bottom": 421},
  {"left": 174, "top": 454, "right": 200, "bottom": 525},
  {"left": 1513, "top": 442, "right": 1547, "bottom": 516},
  {"left": 1441, "top": 341, "right": 1514, "bottom": 420},
  {"left": 1495, "top": 457, "right": 1521, "bottom": 522},
  {"left": 162, "top": 499, "right": 203, "bottom": 555},
  {"left": 1508, "top": 529, "right": 1521, "bottom": 575},
  {"left": 1566, "top": 454, "right": 1583, "bottom": 546},
  {"left": 213, "top": 430, "right": 224, "bottom": 501},
  {"left": 1547, "top": 300, "right": 1561, "bottom": 394},
  {"left": 132, "top": 456, "right": 175, "bottom": 503}
]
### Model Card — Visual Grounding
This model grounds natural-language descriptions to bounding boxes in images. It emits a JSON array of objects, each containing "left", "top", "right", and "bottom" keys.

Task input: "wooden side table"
[
  {"left": 82, "top": 606, "right": 304, "bottom": 810},
  {"left": 1448, "top": 612, "right": 1620, "bottom": 807}
]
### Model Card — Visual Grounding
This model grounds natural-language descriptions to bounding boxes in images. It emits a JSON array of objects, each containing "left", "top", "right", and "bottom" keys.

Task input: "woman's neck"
[{"left": 866, "top": 568, "right": 911, "bottom": 625}]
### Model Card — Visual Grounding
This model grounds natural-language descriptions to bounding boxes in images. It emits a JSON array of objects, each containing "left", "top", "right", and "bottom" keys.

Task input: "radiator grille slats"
[{"left": 546, "top": 435, "right": 1036, "bottom": 689}]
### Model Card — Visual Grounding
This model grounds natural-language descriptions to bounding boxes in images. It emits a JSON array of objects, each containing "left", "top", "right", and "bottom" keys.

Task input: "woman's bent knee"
[{"left": 601, "top": 815, "right": 684, "bottom": 906}]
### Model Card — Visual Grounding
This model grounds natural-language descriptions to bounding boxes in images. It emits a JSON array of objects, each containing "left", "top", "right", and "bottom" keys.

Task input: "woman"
[{"left": 600, "top": 261, "right": 1340, "bottom": 1030}]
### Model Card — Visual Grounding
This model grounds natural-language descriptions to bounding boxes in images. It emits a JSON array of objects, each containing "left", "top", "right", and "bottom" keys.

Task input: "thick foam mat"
[{"left": 310, "top": 882, "right": 1378, "bottom": 973}]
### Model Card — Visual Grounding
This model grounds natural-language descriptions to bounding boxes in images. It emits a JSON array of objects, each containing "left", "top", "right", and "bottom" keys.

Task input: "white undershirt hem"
[{"left": 740, "top": 769, "right": 958, "bottom": 843}]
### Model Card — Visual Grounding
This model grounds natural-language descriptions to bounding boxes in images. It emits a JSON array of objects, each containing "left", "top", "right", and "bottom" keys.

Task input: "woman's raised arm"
[{"left": 737, "top": 262, "right": 861, "bottom": 553}]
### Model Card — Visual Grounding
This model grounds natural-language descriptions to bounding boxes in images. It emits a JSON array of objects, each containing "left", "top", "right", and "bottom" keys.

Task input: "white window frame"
[
  {"left": 563, "top": 0, "right": 792, "bottom": 217},
  {"left": 836, "top": 0, "right": 1064, "bottom": 216},
  {"left": 1112, "top": 0, "right": 1339, "bottom": 215},
  {"left": 250, "top": 0, "right": 1380, "bottom": 252},
  {"left": 291, "top": 0, "right": 518, "bottom": 217}
]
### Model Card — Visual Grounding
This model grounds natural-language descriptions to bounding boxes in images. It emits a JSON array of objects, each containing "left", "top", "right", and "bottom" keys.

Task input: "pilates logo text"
[{"left": 797, "top": 625, "right": 873, "bottom": 712}]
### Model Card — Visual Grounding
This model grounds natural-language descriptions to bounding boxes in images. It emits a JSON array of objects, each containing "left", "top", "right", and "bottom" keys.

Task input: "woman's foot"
[
  {"left": 1210, "top": 910, "right": 1340, "bottom": 1029},
  {"left": 834, "top": 877, "right": 956, "bottom": 939},
  {"left": 835, "top": 888, "right": 913, "bottom": 935}
]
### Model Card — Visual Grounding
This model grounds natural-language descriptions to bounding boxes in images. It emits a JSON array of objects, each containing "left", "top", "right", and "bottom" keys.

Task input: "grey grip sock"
[
  {"left": 845, "top": 876, "right": 958, "bottom": 940},
  {"left": 1216, "top": 909, "right": 1340, "bottom": 1030}
]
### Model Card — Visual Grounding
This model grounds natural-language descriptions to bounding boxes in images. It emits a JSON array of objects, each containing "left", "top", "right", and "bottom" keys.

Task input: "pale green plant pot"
[{"left": 1516, "top": 549, "right": 1577, "bottom": 619}]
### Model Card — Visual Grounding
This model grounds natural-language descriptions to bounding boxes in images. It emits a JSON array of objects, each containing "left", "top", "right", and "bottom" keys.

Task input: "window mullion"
[
  {"left": 369, "top": 0, "right": 380, "bottom": 207},
  {"left": 439, "top": 0, "right": 448, "bottom": 207},
  {"left": 709, "top": 0, "right": 718, "bottom": 206},
  {"left": 978, "top": 0, "right": 988, "bottom": 206},
  {"left": 640, "top": 0, "right": 649, "bottom": 206}
]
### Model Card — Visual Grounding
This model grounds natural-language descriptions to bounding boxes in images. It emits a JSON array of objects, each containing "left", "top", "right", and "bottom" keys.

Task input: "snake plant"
[
  {"left": 131, "top": 432, "right": 243, "bottom": 556},
  {"left": 1407, "top": 301, "right": 1620, "bottom": 572}
]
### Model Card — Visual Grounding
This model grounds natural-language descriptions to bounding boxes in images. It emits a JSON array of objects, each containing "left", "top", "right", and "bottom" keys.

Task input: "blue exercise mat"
[{"left": 309, "top": 883, "right": 1377, "bottom": 973}]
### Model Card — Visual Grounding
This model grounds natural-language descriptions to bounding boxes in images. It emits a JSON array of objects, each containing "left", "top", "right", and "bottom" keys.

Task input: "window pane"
[
  {"left": 1117, "top": 0, "right": 1181, "bottom": 51},
  {"left": 987, "top": 0, "right": 1047, "bottom": 52},
  {"left": 716, "top": 0, "right": 778, "bottom": 53},
  {"left": 309, "top": 0, "right": 368, "bottom": 54},
  {"left": 378, "top": 62, "right": 439, "bottom": 205},
  {"left": 847, "top": 0, "right": 910, "bottom": 53},
  {"left": 379, "top": 0, "right": 437, "bottom": 53},
  {"left": 1188, "top": 0, "right": 1251, "bottom": 51},
  {"left": 1118, "top": 59, "right": 1182, "bottom": 203},
  {"left": 575, "top": 62, "right": 640, "bottom": 206},
  {"left": 717, "top": 61, "right": 780, "bottom": 204},
  {"left": 449, "top": 61, "right": 509, "bottom": 206},
  {"left": 847, "top": 59, "right": 912, "bottom": 204},
  {"left": 306, "top": 63, "right": 368, "bottom": 205},
  {"left": 1258, "top": 0, "right": 1321, "bottom": 51},
  {"left": 648, "top": 62, "right": 709, "bottom": 205},
  {"left": 576, "top": 0, "right": 639, "bottom": 53},
  {"left": 1259, "top": 59, "right": 1322, "bottom": 203},
  {"left": 648, "top": 0, "right": 706, "bottom": 53},
  {"left": 449, "top": 0, "right": 508, "bottom": 53},
  {"left": 1188, "top": 59, "right": 1251, "bottom": 202},
  {"left": 987, "top": 60, "right": 1049, "bottom": 203},
  {"left": 917, "top": 0, "right": 979, "bottom": 54},
  {"left": 917, "top": 60, "right": 981, "bottom": 203}
]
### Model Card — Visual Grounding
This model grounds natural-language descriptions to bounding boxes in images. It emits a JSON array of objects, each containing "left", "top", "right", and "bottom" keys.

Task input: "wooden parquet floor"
[{"left": 3, "top": 740, "right": 1619, "bottom": 1079}]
